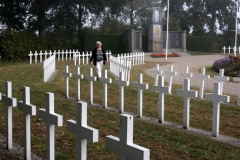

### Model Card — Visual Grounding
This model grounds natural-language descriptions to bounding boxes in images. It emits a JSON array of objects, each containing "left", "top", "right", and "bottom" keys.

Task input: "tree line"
[{"left": 0, "top": 0, "right": 236, "bottom": 36}]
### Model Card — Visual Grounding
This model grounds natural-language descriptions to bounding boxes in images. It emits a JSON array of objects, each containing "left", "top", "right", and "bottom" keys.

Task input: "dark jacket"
[{"left": 89, "top": 48, "right": 107, "bottom": 66}]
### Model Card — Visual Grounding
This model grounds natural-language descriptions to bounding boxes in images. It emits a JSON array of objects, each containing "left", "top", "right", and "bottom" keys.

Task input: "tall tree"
[{"left": 0, "top": 0, "right": 29, "bottom": 31}]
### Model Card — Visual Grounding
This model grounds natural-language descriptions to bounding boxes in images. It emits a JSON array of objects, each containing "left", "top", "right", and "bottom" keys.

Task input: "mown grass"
[{"left": 0, "top": 59, "right": 240, "bottom": 159}]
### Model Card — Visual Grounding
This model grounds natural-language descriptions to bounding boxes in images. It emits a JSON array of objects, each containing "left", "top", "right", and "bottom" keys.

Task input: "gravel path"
[{"left": 144, "top": 53, "right": 239, "bottom": 96}]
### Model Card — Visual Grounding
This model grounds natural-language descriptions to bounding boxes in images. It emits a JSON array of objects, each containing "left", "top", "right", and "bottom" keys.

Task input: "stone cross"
[
  {"left": 67, "top": 102, "right": 99, "bottom": 160},
  {"left": 39, "top": 92, "right": 63, "bottom": 160},
  {"left": 62, "top": 65, "right": 72, "bottom": 98},
  {"left": 106, "top": 114, "right": 150, "bottom": 160},
  {"left": 222, "top": 46, "right": 226, "bottom": 54},
  {"left": 39, "top": 50, "right": 43, "bottom": 63},
  {"left": 132, "top": 74, "right": 149, "bottom": 118},
  {"left": 176, "top": 79, "right": 198, "bottom": 129},
  {"left": 205, "top": 83, "right": 230, "bottom": 137},
  {"left": 214, "top": 69, "right": 229, "bottom": 95},
  {"left": 28, "top": 51, "right": 33, "bottom": 64},
  {"left": 152, "top": 64, "right": 162, "bottom": 86},
  {"left": 233, "top": 77, "right": 240, "bottom": 105},
  {"left": 72, "top": 66, "right": 84, "bottom": 101},
  {"left": 180, "top": 66, "right": 193, "bottom": 79},
  {"left": 85, "top": 68, "right": 97, "bottom": 105},
  {"left": 228, "top": 46, "right": 231, "bottom": 54},
  {"left": 165, "top": 65, "right": 177, "bottom": 94},
  {"left": 99, "top": 70, "right": 112, "bottom": 108},
  {"left": 18, "top": 86, "right": 36, "bottom": 160},
  {"left": 196, "top": 68, "right": 210, "bottom": 99},
  {"left": 2, "top": 81, "right": 17, "bottom": 150},
  {"left": 114, "top": 72, "right": 129, "bottom": 113},
  {"left": 34, "top": 51, "right": 38, "bottom": 64},
  {"left": 152, "top": 76, "right": 170, "bottom": 123}
]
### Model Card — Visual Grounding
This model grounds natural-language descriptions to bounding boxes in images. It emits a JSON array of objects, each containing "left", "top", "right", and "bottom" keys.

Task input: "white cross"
[
  {"left": 233, "top": 77, "right": 240, "bottom": 105},
  {"left": 28, "top": 51, "right": 33, "bottom": 64},
  {"left": 85, "top": 68, "right": 97, "bottom": 105},
  {"left": 44, "top": 50, "right": 48, "bottom": 60},
  {"left": 69, "top": 49, "right": 72, "bottom": 60},
  {"left": 205, "top": 83, "right": 230, "bottom": 137},
  {"left": 228, "top": 46, "right": 231, "bottom": 54},
  {"left": 165, "top": 65, "right": 177, "bottom": 94},
  {"left": 233, "top": 46, "right": 237, "bottom": 54},
  {"left": 39, "top": 92, "right": 63, "bottom": 160},
  {"left": 115, "top": 72, "right": 129, "bottom": 113},
  {"left": 73, "top": 66, "right": 84, "bottom": 101},
  {"left": 65, "top": 49, "right": 68, "bottom": 60},
  {"left": 67, "top": 102, "right": 98, "bottom": 160},
  {"left": 39, "top": 50, "right": 43, "bottom": 63},
  {"left": 106, "top": 114, "right": 150, "bottom": 160},
  {"left": 176, "top": 79, "right": 198, "bottom": 129},
  {"left": 180, "top": 66, "right": 193, "bottom": 79},
  {"left": 57, "top": 50, "right": 61, "bottom": 61},
  {"left": 18, "top": 86, "right": 36, "bottom": 160},
  {"left": 238, "top": 46, "right": 240, "bottom": 54},
  {"left": 34, "top": 51, "right": 38, "bottom": 64},
  {"left": 214, "top": 69, "right": 229, "bottom": 95},
  {"left": 2, "top": 81, "right": 17, "bottom": 150},
  {"left": 99, "top": 70, "right": 112, "bottom": 108},
  {"left": 222, "top": 46, "right": 226, "bottom": 54},
  {"left": 62, "top": 50, "right": 65, "bottom": 61},
  {"left": 152, "top": 64, "right": 162, "bottom": 86},
  {"left": 196, "top": 68, "right": 210, "bottom": 99},
  {"left": 62, "top": 65, "right": 72, "bottom": 98},
  {"left": 152, "top": 76, "right": 170, "bottom": 123},
  {"left": 132, "top": 74, "right": 148, "bottom": 118}
]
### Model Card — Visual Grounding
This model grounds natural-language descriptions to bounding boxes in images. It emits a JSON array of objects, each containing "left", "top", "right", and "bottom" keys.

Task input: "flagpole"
[
  {"left": 234, "top": 0, "right": 238, "bottom": 57},
  {"left": 165, "top": 0, "right": 169, "bottom": 61}
]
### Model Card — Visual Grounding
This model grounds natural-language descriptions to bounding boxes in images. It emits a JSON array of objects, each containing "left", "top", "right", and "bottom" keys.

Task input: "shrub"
[{"left": 212, "top": 56, "right": 240, "bottom": 77}]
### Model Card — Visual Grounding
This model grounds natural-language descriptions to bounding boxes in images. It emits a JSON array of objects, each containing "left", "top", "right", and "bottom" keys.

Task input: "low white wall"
[{"left": 43, "top": 55, "right": 56, "bottom": 82}]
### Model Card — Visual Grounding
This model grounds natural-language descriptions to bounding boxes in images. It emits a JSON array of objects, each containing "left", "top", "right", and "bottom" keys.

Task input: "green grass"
[{"left": 0, "top": 60, "right": 240, "bottom": 159}]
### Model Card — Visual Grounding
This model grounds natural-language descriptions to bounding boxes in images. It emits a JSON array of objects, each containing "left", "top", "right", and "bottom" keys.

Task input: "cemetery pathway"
[{"left": 144, "top": 53, "right": 238, "bottom": 96}]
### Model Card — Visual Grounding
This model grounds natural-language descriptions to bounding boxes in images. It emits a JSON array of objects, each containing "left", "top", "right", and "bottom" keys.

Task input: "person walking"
[{"left": 89, "top": 41, "right": 108, "bottom": 80}]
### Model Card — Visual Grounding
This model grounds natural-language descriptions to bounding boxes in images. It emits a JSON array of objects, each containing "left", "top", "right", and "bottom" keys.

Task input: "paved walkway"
[{"left": 144, "top": 52, "right": 239, "bottom": 96}]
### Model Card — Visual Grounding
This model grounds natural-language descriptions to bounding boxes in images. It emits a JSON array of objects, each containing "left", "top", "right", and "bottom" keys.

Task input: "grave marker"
[
  {"left": 214, "top": 69, "right": 229, "bottom": 95},
  {"left": 67, "top": 102, "right": 98, "bottom": 160},
  {"left": 115, "top": 72, "right": 129, "bottom": 113},
  {"left": 99, "top": 70, "right": 112, "bottom": 108},
  {"left": 196, "top": 68, "right": 210, "bottom": 99},
  {"left": 152, "top": 76, "right": 170, "bottom": 123},
  {"left": 39, "top": 50, "right": 43, "bottom": 63},
  {"left": 205, "top": 83, "right": 230, "bottom": 137},
  {"left": 2, "top": 81, "right": 17, "bottom": 149},
  {"left": 44, "top": 50, "right": 48, "bottom": 60},
  {"left": 165, "top": 65, "right": 177, "bottom": 94},
  {"left": 228, "top": 46, "right": 231, "bottom": 54},
  {"left": 72, "top": 66, "right": 84, "bottom": 101},
  {"left": 18, "top": 86, "right": 36, "bottom": 160},
  {"left": 28, "top": 51, "right": 33, "bottom": 64},
  {"left": 85, "top": 68, "right": 97, "bottom": 105},
  {"left": 106, "top": 114, "right": 150, "bottom": 160},
  {"left": 62, "top": 65, "right": 72, "bottom": 98},
  {"left": 180, "top": 66, "right": 193, "bottom": 79},
  {"left": 177, "top": 79, "right": 198, "bottom": 129},
  {"left": 152, "top": 64, "right": 162, "bottom": 86},
  {"left": 132, "top": 74, "right": 149, "bottom": 117},
  {"left": 222, "top": 46, "right": 226, "bottom": 54},
  {"left": 39, "top": 92, "right": 63, "bottom": 160},
  {"left": 34, "top": 51, "right": 38, "bottom": 64}
]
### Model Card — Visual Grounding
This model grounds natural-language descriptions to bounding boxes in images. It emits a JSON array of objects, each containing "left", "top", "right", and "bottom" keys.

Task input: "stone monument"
[
  {"left": 126, "top": 29, "right": 142, "bottom": 53},
  {"left": 148, "top": 7, "right": 162, "bottom": 53}
]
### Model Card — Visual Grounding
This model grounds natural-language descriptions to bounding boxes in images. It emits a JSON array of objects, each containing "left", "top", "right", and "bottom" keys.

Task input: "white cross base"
[{"left": 106, "top": 114, "right": 150, "bottom": 160}]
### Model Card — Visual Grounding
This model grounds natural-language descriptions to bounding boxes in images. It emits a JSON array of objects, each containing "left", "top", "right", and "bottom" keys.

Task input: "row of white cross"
[
  {"left": 117, "top": 52, "right": 145, "bottom": 66},
  {"left": 0, "top": 82, "right": 150, "bottom": 160},
  {"left": 153, "top": 64, "right": 240, "bottom": 104},
  {"left": 62, "top": 65, "right": 236, "bottom": 138},
  {"left": 28, "top": 49, "right": 112, "bottom": 65},
  {"left": 222, "top": 46, "right": 240, "bottom": 54}
]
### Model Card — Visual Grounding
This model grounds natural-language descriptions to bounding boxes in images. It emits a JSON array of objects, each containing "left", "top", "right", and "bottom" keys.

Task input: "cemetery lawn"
[{"left": 0, "top": 60, "right": 240, "bottom": 159}]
